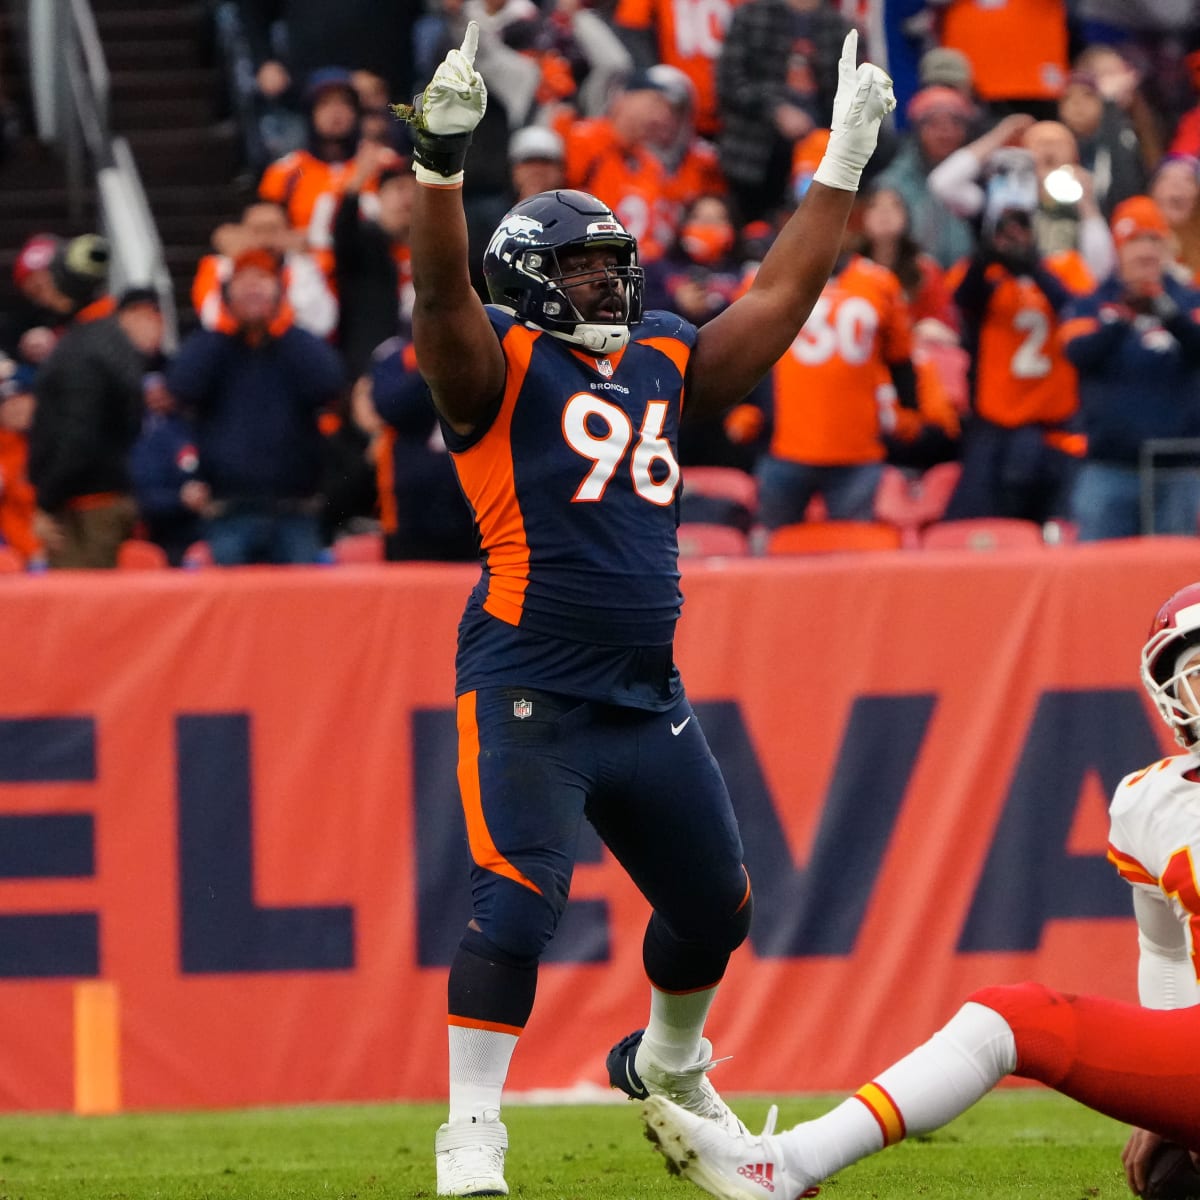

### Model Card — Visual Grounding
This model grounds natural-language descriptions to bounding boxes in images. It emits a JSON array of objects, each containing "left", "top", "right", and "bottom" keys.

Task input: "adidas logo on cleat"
[{"left": 737, "top": 1162, "right": 775, "bottom": 1191}]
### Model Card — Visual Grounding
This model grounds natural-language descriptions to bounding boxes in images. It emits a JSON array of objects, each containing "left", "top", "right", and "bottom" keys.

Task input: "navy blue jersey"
[{"left": 443, "top": 307, "right": 699, "bottom": 709}]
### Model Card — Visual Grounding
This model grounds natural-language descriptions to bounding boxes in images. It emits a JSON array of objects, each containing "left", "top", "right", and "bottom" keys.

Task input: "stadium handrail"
[{"left": 22, "top": 0, "right": 178, "bottom": 348}]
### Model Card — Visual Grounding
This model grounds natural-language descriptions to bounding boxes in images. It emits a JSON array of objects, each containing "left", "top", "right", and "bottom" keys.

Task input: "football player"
[
  {"left": 399, "top": 22, "right": 893, "bottom": 1198},
  {"left": 642, "top": 582, "right": 1200, "bottom": 1200}
]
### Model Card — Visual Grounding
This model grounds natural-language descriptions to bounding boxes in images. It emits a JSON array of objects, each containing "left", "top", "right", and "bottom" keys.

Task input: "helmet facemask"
[
  {"left": 511, "top": 240, "right": 644, "bottom": 355},
  {"left": 1142, "top": 629, "right": 1200, "bottom": 752}
]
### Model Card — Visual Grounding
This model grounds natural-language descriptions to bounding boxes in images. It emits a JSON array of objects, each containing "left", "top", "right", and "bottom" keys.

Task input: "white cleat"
[
  {"left": 642, "top": 1094, "right": 820, "bottom": 1200},
  {"left": 435, "top": 1119, "right": 509, "bottom": 1196},
  {"left": 609, "top": 1029, "right": 750, "bottom": 1137},
  {"left": 635, "top": 1037, "right": 750, "bottom": 1137}
]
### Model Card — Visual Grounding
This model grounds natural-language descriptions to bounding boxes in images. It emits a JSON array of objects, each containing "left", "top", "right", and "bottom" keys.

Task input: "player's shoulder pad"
[
  {"left": 485, "top": 305, "right": 519, "bottom": 336},
  {"left": 637, "top": 309, "right": 699, "bottom": 347}
]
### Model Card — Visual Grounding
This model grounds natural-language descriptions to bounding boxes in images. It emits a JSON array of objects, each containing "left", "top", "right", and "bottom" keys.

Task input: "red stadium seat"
[
  {"left": 874, "top": 462, "right": 963, "bottom": 547},
  {"left": 765, "top": 520, "right": 902, "bottom": 556},
  {"left": 181, "top": 541, "right": 214, "bottom": 569},
  {"left": 116, "top": 539, "right": 169, "bottom": 570},
  {"left": 680, "top": 466, "right": 758, "bottom": 531},
  {"left": 677, "top": 523, "right": 750, "bottom": 558},
  {"left": 920, "top": 518, "right": 1046, "bottom": 550},
  {"left": 332, "top": 531, "right": 385, "bottom": 564}
]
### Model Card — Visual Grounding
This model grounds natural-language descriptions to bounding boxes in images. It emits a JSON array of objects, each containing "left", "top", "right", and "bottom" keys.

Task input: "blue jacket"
[
  {"left": 1062, "top": 274, "right": 1200, "bottom": 465},
  {"left": 166, "top": 325, "right": 344, "bottom": 501}
]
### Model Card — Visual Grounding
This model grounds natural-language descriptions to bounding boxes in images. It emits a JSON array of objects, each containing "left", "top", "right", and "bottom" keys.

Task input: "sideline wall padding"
[{"left": 1, "top": 539, "right": 1198, "bottom": 1110}]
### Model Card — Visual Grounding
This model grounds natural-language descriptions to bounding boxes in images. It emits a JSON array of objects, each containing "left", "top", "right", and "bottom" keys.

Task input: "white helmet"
[{"left": 1141, "top": 582, "right": 1200, "bottom": 751}]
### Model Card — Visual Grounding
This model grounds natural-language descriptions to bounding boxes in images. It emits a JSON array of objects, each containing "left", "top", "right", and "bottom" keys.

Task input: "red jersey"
[{"left": 770, "top": 255, "right": 913, "bottom": 465}]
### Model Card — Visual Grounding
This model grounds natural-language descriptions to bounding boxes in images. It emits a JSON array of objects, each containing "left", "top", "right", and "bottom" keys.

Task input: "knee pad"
[{"left": 643, "top": 872, "right": 752, "bottom": 992}]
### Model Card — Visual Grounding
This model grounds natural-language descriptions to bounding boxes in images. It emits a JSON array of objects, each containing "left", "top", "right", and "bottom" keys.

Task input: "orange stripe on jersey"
[
  {"left": 570, "top": 345, "right": 627, "bottom": 374},
  {"left": 1107, "top": 843, "right": 1158, "bottom": 887},
  {"left": 735, "top": 864, "right": 752, "bottom": 913},
  {"left": 457, "top": 692, "right": 543, "bottom": 895},
  {"left": 448, "top": 1014, "right": 525, "bottom": 1037},
  {"left": 637, "top": 336, "right": 691, "bottom": 380},
  {"left": 1058, "top": 315, "right": 1100, "bottom": 346},
  {"left": 374, "top": 427, "right": 397, "bottom": 535},
  {"left": 452, "top": 324, "right": 539, "bottom": 626},
  {"left": 853, "top": 1081, "right": 906, "bottom": 1146}
]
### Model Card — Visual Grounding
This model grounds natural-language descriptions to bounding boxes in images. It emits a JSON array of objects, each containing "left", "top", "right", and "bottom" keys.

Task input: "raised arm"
[
  {"left": 398, "top": 23, "right": 506, "bottom": 435},
  {"left": 687, "top": 32, "right": 894, "bottom": 421}
]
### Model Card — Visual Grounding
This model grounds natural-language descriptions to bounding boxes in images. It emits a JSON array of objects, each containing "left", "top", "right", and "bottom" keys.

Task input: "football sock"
[
  {"left": 777, "top": 1002, "right": 1016, "bottom": 1182},
  {"left": 972, "top": 981, "right": 1200, "bottom": 1147},
  {"left": 638, "top": 984, "right": 719, "bottom": 1071},
  {"left": 447, "top": 1024, "right": 518, "bottom": 1125}
]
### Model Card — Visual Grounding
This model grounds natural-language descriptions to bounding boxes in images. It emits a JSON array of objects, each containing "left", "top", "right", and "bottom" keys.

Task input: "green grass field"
[{"left": 0, "top": 1091, "right": 1136, "bottom": 1199}]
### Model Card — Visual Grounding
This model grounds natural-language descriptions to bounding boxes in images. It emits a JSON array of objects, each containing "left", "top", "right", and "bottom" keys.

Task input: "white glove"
[
  {"left": 396, "top": 23, "right": 488, "bottom": 186},
  {"left": 813, "top": 30, "right": 895, "bottom": 193},
  {"left": 422, "top": 23, "right": 487, "bottom": 136}
]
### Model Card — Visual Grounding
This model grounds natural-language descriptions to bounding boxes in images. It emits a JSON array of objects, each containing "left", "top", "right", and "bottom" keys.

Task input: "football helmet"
[
  {"left": 482, "top": 189, "right": 644, "bottom": 355},
  {"left": 1141, "top": 582, "right": 1200, "bottom": 751}
]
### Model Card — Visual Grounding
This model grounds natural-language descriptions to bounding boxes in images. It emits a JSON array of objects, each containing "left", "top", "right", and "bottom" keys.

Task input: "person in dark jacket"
[
  {"left": 362, "top": 335, "right": 476, "bottom": 562},
  {"left": 166, "top": 248, "right": 346, "bottom": 565},
  {"left": 715, "top": 0, "right": 855, "bottom": 221},
  {"left": 1061, "top": 195, "right": 1200, "bottom": 540},
  {"left": 333, "top": 141, "right": 415, "bottom": 377},
  {"left": 129, "top": 373, "right": 205, "bottom": 566},
  {"left": 28, "top": 288, "right": 165, "bottom": 568}
]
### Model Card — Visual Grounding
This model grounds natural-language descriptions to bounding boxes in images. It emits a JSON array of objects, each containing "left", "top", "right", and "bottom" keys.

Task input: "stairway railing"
[{"left": 21, "top": 0, "right": 179, "bottom": 348}]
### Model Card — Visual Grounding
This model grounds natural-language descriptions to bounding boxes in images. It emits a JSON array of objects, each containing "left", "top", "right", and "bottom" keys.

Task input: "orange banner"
[{"left": 1, "top": 539, "right": 1199, "bottom": 1111}]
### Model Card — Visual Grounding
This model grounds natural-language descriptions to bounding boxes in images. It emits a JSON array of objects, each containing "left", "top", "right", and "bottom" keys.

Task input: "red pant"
[{"left": 971, "top": 982, "right": 1200, "bottom": 1149}]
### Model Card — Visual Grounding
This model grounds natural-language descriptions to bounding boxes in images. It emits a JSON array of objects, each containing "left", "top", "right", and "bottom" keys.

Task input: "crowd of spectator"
[{"left": 5, "top": 0, "right": 1200, "bottom": 569}]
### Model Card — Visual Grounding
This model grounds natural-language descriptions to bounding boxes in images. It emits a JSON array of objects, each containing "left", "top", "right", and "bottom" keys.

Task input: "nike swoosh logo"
[{"left": 670, "top": 716, "right": 691, "bottom": 736}]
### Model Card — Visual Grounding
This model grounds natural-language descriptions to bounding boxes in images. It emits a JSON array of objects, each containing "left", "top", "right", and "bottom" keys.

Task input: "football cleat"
[
  {"left": 607, "top": 1028, "right": 749, "bottom": 1136},
  {"left": 435, "top": 1118, "right": 509, "bottom": 1196},
  {"left": 642, "top": 1094, "right": 822, "bottom": 1199}
]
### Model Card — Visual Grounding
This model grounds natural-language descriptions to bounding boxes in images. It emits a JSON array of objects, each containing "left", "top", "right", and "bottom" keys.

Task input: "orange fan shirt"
[
  {"left": 938, "top": 0, "right": 1068, "bottom": 103},
  {"left": 949, "top": 250, "right": 1092, "bottom": 429},
  {"left": 0, "top": 428, "right": 40, "bottom": 564},
  {"left": 770, "top": 255, "right": 913, "bottom": 465},
  {"left": 612, "top": 0, "right": 745, "bottom": 136},
  {"left": 559, "top": 116, "right": 674, "bottom": 261},
  {"left": 258, "top": 150, "right": 379, "bottom": 255}
]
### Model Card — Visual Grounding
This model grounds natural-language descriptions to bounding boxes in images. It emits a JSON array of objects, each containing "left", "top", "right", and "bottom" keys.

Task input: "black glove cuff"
[{"left": 411, "top": 127, "right": 474, "bottom": 178}]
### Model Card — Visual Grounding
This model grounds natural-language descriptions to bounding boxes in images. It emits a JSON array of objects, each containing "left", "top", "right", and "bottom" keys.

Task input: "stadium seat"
[
  {"left": 680, "top": 466, "right": 758, "bottom": 532},
  {"left": 873, "top": 462, "right": 963, "bottom": 547},
  {"left": 917, "top": 339, "right": 970, "bottom": 414},
  {"left": 332, "top": 531, "right": 385, "bottom": 564},
  {"left": 0, "top": 545, "right": 25, "bottom": 574},
  {"left": 677, "top": 523, "right": 750, "bottom": 558},
  {"left": 920, "top": 518, "right": 1046, "bottom": 550},
  {"left": 765, "top": 520, "right": 903, "bottom": 555},
  {"left": 181, "top": 541, "right": 214, "bottom": 569},
  {"left": 116, "top": 539, "right": 169, "bottom": 569}
]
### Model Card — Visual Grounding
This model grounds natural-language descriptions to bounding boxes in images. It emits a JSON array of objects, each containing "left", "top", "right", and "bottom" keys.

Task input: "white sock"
[
  {"left": 777, "top": 1002, "right": 1017, "bottom": 1181},
  {"left": 447, "top": 1025, "right": 519, "bottom": 1124},
  {"left": 637, "top": 984, "right": 719, "bottom": 1072}
]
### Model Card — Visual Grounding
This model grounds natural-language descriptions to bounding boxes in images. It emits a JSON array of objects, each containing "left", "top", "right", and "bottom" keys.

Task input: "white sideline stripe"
[{"left": 504, "top": 1082, "right": 628, "bottom": 1105}]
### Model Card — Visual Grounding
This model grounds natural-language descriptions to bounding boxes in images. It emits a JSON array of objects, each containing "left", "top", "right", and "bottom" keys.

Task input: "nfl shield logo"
[
  {"left": 513, "top": 698, "right": 533, "bottom": 719},
  {"left": 596, "top": 358, "right": 614, "bottom": 378}
]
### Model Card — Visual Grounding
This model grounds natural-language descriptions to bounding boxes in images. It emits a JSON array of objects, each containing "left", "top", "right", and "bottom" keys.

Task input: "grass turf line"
[{"left": 0, "top": 1090, "right": 1135, "bottom": 1199}]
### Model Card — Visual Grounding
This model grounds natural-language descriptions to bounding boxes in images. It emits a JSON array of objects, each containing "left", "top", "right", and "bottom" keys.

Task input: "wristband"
[{"left": 411, "top": 127, "right": 473, "bottom": 181}]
